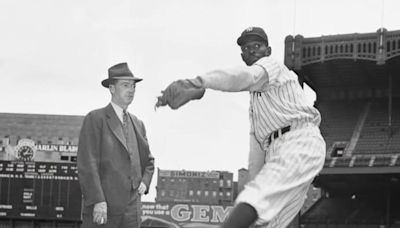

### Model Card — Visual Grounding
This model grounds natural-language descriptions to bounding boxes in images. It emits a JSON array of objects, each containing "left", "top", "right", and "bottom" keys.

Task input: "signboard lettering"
[{"left": 141, "top": 202, "right": 233, "bottom": 227}]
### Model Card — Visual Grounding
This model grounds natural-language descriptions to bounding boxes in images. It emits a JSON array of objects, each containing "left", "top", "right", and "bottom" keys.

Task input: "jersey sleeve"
[
  {"left": 199, "top": 63, "right": 269, "bottom": 92},
  {"left": 198, "top": 56, "right": 284, "bottom": 92},
  {"left": 253, "top": 57, "right": 282, "bottom": 87}
]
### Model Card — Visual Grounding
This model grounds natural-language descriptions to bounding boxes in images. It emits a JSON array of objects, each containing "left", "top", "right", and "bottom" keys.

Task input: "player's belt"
[{"left": 268, "top": 126, "right": 291, "bottom": 145}]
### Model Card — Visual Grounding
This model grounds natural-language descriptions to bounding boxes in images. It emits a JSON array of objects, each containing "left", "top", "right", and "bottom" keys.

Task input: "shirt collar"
[{"left": 110, "top": 102, "right": 126, "bottom": 123}]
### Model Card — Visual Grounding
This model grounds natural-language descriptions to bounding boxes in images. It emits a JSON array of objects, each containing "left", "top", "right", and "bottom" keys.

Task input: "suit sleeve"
[
  {"left": 77, "top": 112, "right": 105, "bottom": 206},
  {"left": 139, "top": 121, "right": 155, "bottom": 194}
]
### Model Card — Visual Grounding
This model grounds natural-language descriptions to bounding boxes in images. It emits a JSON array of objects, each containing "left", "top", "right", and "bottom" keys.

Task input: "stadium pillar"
[
  {"left": 388, "top": 72, "right": 393, "bottom": 136},
  {"left": 386, "top": 191, "right": 391, "bottom": 227}
]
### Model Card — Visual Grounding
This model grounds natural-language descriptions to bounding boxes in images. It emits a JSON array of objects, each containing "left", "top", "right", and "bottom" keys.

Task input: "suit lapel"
[
  {"left": 105, "top": 104, "right": 128, "bottom": 151},
  {"left": 128, "top": 114, "right": 149, "bottom": 159}
]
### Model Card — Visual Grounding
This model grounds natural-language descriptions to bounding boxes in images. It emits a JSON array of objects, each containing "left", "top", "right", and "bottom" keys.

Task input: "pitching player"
[{"left": 156, "top": 27, "right": 326, "bottom": 228}]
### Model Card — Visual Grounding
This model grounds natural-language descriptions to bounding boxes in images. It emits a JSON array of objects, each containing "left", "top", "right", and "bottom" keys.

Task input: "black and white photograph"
[{"left": 1, "top": 0, "right": 400, "bottom": 227}]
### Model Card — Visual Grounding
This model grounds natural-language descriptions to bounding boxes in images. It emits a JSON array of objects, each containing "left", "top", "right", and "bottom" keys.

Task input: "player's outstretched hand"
[{"left": 155, "top": 78, "right": 205, "bottom": 110}]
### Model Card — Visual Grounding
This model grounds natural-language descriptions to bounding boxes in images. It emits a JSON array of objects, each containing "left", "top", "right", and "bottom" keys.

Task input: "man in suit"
[{"left": 78, "top": 62, "right": 155, "bottom": 228}]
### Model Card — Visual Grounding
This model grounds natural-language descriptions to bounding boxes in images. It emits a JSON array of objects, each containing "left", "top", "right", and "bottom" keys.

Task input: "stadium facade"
[{"left": 284, "top": 28, "right": 400, "bottom": 227}]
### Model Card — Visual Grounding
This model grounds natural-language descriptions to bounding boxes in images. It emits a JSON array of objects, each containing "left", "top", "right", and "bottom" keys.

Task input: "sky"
[{"left": 1, "top": 0, "right": 400, "bottom": 202}]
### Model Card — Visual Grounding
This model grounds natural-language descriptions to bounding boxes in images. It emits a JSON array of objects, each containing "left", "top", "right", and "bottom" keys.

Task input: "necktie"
[
  {"left": 123, "top": 110, "right": 129, "bottom": 138},
  {"left": 122, "top": 110, "right": 142, "bottom": 189}
]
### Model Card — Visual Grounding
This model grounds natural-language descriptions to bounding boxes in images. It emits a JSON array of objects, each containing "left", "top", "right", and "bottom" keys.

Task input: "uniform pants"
[
  {"left": 82, "top": 190, "right": 142, "bottom": 228},
  {"left": 236, "top": 123, "right": 326, "bottom": 228}
]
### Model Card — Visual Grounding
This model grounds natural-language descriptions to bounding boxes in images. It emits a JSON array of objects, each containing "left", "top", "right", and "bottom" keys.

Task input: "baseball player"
[{"left": 156, "top": 27, "right": 326, "bottom": 228}]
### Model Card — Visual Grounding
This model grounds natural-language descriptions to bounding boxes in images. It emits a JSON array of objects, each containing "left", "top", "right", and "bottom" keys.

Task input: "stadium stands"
[
  {"left": 355, "top": 98, "right": 400, "bottom": 155},
  {"left": 302, "top": 195, "right": 400, "bottom": 226},
  {"left": 317, "top": 100, "right": 366, "bottom": 154},
  {"left": 317, "top": 98, "right": 400, "bottom": 159},
  {"left": 302, "top": 197, "right": 363, "bottom": 223},
  {"left": 285, "top": 28, "right": 400, "bottom": 227}
]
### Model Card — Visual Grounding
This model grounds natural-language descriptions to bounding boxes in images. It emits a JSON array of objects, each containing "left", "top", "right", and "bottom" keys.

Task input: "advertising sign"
[{"left": 141, "top": 202, "right": 233, "bottom": 228}]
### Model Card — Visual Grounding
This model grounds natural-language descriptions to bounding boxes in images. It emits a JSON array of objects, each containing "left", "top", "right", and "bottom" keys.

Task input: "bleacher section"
[
  {"left": 387, "top": 99, "right": 400, "bottom": 153},
  {"left": 308, "top": 98, "right": 400, "bottom": 227},
  {"left": 317, "top": 98, "right": 400, "bottom": 159},
  {"left": 302, "top": 196, "right": 400, "bottom": 226},
  {"left": 320, "top": 98, "right": 400, "bottom": 169},
  {"left": 302, "top": 198, "right": 363, "bottom": 224},
  {"left": 354, "top": 99, "right": 400, "bottom": 154},
  {"left": 317, "top": 100, "right": 366, "bottom": 153}
]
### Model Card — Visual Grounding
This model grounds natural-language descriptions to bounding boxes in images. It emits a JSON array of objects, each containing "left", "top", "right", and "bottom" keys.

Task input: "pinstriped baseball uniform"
[{"left": 199, "top": 56, "right": 326, "bottom": 227}]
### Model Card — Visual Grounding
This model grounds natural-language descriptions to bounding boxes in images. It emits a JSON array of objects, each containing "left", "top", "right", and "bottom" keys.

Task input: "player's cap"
[
  {"left": 237, "top": 26, "right": 269, "bottom": 46},
  {"left": 101, "top": 62, "right": 143, "bottom": 88}
]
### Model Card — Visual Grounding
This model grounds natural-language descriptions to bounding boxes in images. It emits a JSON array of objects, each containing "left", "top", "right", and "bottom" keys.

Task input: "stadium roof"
[{"left": 284, "top": 28, "right": 400, "bottom": 95}]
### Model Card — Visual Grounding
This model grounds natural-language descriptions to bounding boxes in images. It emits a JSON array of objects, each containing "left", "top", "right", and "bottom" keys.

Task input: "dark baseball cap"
[{"left": 237, "top": 27, "right": 269, "bottom": 46}]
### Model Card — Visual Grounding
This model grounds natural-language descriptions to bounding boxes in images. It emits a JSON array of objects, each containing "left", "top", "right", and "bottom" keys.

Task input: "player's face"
[
  {"left": 240, "top": 40, "right": 271, "bottom": 66},
  {"left": 110, "top": 79, "right": 136, "bottom": 108}
]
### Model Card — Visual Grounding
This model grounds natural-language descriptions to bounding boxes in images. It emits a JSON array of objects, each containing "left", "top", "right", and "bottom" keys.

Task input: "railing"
[
  {"left": 324, "top": 154, "right": 399, "bottom": 168},
  {"left": 285, "top": 28, "right": 400, "bottom": 69}
]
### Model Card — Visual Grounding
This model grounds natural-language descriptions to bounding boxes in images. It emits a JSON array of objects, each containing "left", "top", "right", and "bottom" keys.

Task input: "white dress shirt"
[{"left": 110, "top": 102, "right": 125, "bottom": 124}]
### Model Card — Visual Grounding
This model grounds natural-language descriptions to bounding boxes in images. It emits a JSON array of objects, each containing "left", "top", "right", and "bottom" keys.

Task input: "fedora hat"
[{"left": 101, "top": 62, "right": 143, "bottom": 88}]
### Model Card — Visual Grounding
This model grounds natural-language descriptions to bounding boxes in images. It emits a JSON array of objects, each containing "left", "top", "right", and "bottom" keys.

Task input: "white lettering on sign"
[
  {"left": 191, "top": 205, "right": 209, "bottom": 222},
  {"left": 26, "top": 206, "right": 37, "bottom": 210},
  {"left": 36, "top": 144, "right": 78, "bottom": 153},
  {"left": 0, "top": 205, "right": 12, "bottom": 209},
  {"left": 36, "top": 145, "right": 58, "bottom": 151},
  {"left": 170, "top": 204, "right": 233, "bottom": 223},
  {"left": 159, "top": 170, "right": 220, "bottom": 179},
  {"left": 210, "top": 206, "right": 231, "bottom": 223},
  {"left": 171, "top": 204, "right": 191, "bottom": 222},
  {"left": 142, "top": 204, "right": 155, "bottom": 210}
]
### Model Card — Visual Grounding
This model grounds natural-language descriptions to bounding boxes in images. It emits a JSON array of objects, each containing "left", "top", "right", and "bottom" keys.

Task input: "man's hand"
[
  {"left": 138, "top": 182, "right": 147, "bottom": 195},
  {"left": 93, "top": 201, "right": 107, "bottom": 225},
  {"left": 155, "top": 77, "right": 205, "bottom": 110}
]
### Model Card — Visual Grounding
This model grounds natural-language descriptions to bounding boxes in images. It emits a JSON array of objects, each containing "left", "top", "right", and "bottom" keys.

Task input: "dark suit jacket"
[{"left": 77, "top": 104, "right": 155, "bottom": 215}]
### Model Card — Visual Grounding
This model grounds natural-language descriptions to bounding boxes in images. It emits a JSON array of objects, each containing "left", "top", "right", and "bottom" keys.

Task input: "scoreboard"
[{"left": 0, "top": 160, "right": 81, "bottom": 221}]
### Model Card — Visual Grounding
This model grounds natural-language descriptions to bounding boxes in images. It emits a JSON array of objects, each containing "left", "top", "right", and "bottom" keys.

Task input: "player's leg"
[
  {"left": 267, "top": 180, "right": 311, "bottom": 228},
  {"left": 235, "top": 125, "right": 325, "bottom": 227},
  {"left": 249, "top": 180, "right": 310, "bottom": 228}
]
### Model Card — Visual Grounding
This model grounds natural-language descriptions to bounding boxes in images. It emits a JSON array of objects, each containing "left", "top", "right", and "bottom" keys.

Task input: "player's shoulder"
[
  {"left": 253, "top": 56, "right": 286, "bottom": 79},
  {"left": 254, "top": 56, "right": 282, "bottom": 68}
]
